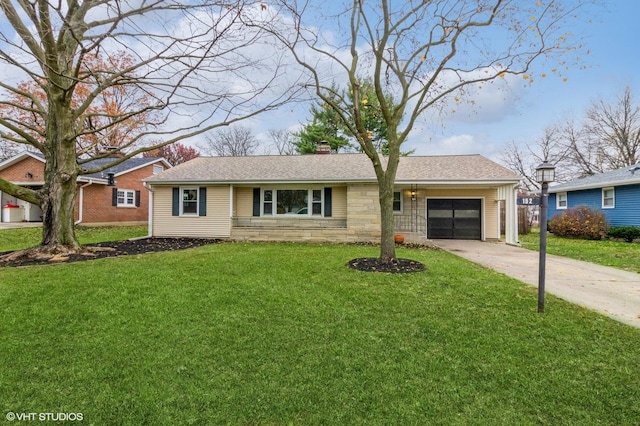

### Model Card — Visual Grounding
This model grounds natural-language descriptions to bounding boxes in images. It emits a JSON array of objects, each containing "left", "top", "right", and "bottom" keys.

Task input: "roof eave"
[
  {"left": 549, "top": 178, "right": 640, "bottom": 193},
  {"left": 145, "top": 178, "right": 521, "bottom": 186}
]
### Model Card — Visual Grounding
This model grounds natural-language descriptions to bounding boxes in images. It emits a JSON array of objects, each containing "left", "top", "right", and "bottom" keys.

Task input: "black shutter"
[
  {"left": 172, "top": 187, "right": 180, "bottom": 216},
  {"left": 252, "top": 188, "right": 260, "bottom": 216},
  {"left": 112, "top": 188, "right": 118, "bottom": 206},
  {"left": 324, "top": 187, "right": 332, "bottom": 217},
  {"left": 135, "top": 190, "right": 141, "bottom": 207},
  {"left": 199, "top": 187, "right": 207, "bottom": 216}
]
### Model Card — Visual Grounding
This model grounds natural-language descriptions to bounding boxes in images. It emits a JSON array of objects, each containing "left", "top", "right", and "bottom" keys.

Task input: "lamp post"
[{"left": 535, "top": 161, "right": 556, "bottom": 313}]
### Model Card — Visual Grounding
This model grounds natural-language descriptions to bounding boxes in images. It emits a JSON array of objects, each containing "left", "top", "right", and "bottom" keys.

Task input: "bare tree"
[
  {"left": 500, "top": 125, "right": 573, "bottom": 191},
  {"left": 253, "top": 0, "right": 589, "bottom": 261},
  {"left": 0, "top": 1, "right": 297, "bottom": 255},
  {"left": 201, "top": 126, "right": 259, "bottom": 156},
  {"left": 267, "top": 129, "right": 297, "bottom": 155},
  {"left": 565, "top": 86, "right": 640, "bottom": 175},
  {"left": 508, "top": 87, "right": 640, "bottom": 183}
]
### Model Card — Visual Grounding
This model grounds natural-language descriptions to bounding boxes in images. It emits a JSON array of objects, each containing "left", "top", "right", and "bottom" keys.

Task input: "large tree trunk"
[
  {"left": 39, "top": 100, "right": 82, "bottom": 254},
  {"left": 40, "top": 165, "right": 80, "bottom": 253}
]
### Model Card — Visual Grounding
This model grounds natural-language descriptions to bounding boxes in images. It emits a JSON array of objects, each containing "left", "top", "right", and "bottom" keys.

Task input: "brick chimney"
[{"left": 316, "top": 141, "right": 331, "bottom": 154}]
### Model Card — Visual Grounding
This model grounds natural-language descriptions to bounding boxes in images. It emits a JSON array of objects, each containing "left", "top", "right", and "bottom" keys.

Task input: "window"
[
  {"left": 181, "top": 188, "right": 199, "bottom": 215},
  {"left": 258, "top": 188, "right": 328, "bottom": 217},
  {"left": 393, "top": 191, "right": 402, "bottom": 213},
  {"left": 153, "top": 164, "right": 163, "bottom": 175},
  {"left": 263, "top": 190, "right": 273, "bottom": 215},
  {"left": 276, "top": 189, "right": 307, "bottom": 214},
  {"left": 172, "top": 187, "right": 206, "bottom": 217},
  {"left": 312, "top": 190, "right": 323, "bottom": 215},
  {"left": 117, "top": 189, "right": 135, "bottom": 207},
  {"left": 602, "top": 187, "right": 615, "bottom": 208},
  {"left": 556, "top": 192, "right": 567, "bottom": 209}
]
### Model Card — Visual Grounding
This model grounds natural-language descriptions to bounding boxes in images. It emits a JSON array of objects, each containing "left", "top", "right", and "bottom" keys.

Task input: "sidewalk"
[
  {"left": 433, "top": 239, "right": 640, "bottom": 328},
  {"left": 0, "top": 222, "right": 42, "bottom": 229}
]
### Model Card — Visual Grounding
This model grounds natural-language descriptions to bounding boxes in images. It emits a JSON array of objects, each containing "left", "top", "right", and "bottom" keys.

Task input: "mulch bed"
[
  {"left": 1, "top": 238, "right": 430, "bottom": 272},
  {"left": 347, "top": 257, "right": 425, "bottom": 273},
  {"left": 0, "top": 238, "right": 221, "bottom": 268}
]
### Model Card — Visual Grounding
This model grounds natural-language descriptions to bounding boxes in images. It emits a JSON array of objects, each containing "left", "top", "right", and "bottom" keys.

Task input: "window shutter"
[
  {"left": 135, "top": 190, "right": 141, "bottom": 207},
  {"left": 324, "top": 187, "right": 332, "bottom": 217},
  {"left": 252, "top": 188, "right": 260, "bottom": 216},
  {"left": 172, "top": 187, "right": 180, "bottom": 216},
  {"left": 112, "top": 188, "right": 118, "bottom": 206},
  {"left": 199, "top": 187, "right": 207, "bottom": 216}
]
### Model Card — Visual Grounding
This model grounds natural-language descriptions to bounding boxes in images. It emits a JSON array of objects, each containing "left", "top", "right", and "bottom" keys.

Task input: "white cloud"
[{"left": 405, "top": 132, "right": 504, "bottom": 161}]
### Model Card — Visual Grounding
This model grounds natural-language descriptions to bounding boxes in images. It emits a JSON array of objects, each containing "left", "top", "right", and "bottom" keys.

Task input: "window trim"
[
  {"left": 260, "top": 187, "right": 327, "bottom": 217},
  {"left": 116, "top": 189, "right": 136, "bottom": 208},
  {"left": 602, "top": 187, "right": 615, "bottom": 209},
  {"left": 180, "top": 186, "right": 199, "bottom": 216},
  {"left": 556, "top": 192, "right": 567, "bottom": 210}
]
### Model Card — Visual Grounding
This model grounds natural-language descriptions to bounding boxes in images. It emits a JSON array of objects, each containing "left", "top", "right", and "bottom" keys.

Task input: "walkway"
[
  {"left": 0, "top": 222, "right": 42, "bottom": 229},
  {"left": 432, "top": 239, "right": 640, "bottom": 328}
]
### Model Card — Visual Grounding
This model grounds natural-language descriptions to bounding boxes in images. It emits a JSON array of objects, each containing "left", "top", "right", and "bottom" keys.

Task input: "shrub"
[
  {"left": 607, "top": 226, "right": 640, "bottom": 243},
  {"left": 548, "top": 206, "right": 609, "bottom": 240}
]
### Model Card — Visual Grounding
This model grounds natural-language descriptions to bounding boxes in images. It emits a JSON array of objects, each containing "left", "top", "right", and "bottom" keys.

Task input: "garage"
[{"left": 427, "top": 199, "right": 482, "bottom": 240}]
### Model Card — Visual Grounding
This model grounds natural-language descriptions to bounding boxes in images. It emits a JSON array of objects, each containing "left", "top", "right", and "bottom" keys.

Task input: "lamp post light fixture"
[{"left": 535, "top": 161, "right": 556, "bottom": 313}]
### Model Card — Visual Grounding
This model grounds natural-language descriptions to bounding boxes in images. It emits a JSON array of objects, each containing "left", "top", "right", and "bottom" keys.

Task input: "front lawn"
[
  {"left": 0, "top": 225, "right": 148, "bottom": 252},
  {"left": 1, "top": 240, "right": 638, "bottom": 424},
  {"left": 519, "top": 229, "right": 640, "bottom": 273}
]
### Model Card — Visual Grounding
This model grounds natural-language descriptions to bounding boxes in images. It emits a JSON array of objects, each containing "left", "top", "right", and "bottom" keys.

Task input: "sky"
[
  {"left": 0, "top": 1, "right": 637, "bottom": 165},
  {"left": 245, "top": 1, "right": 640, "bottom": 163}
]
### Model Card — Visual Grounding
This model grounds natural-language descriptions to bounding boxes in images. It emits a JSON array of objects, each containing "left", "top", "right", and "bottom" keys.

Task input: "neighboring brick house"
[
  {"left": 144, "top": 154, "right": 521, "bottom": 244},
  {"left": 0, "top": 151, "right": 171, "bottom": 225}
]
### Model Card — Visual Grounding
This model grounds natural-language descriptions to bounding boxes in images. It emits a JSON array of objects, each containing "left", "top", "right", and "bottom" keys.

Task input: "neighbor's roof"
[
  {"left": 0, "top": 150, "right": 170, "bottom": 183},
  {"left": 549, "top": 163, "right": 640, "bottom": 193},
  {"left": 144, "top": 153, "right": 520, "bottom": 185},
  {"left": 80, "top": 157, "right": 170, "bottom": 179}
]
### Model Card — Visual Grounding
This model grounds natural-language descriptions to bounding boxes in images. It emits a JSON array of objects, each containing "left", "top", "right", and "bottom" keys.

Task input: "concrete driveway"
[{"left": 433, "top": 239, "right": 640, "bottom": 328}]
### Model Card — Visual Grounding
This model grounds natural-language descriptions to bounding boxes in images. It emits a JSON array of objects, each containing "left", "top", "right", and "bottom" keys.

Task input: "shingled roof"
[
  {"left": 549, "top": 163, "right": 640, "bottom": 193},
  {"left": 144, "top": 153, "right": 519, "bottom": 184},
  {"left": 80, "top": 157, "right": 168, "bottom": 179}
]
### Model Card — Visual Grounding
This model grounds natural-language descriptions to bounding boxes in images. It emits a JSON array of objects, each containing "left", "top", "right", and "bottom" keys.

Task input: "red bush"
[{"left": 548, "top": 206, "right": 609, "bottom": 240}]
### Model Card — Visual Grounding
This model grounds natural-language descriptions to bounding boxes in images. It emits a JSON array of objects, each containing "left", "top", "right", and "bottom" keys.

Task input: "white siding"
[{"left": 151, "top": 186, "right": 231, "bottom": 238}]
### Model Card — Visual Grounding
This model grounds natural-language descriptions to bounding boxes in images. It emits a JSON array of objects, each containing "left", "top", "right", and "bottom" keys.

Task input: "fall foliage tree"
[
  {"left": 0, "top": 52, "right": 160, "bottom": 156},
  {"left": 0, "top": 1, "right": 296, "bottom": 255},
  {"left": 143, "top": 143, "right": 200, "bottom": 166},
  {"left": 254, "top": 0, "right": 589, "bottom": 261}
]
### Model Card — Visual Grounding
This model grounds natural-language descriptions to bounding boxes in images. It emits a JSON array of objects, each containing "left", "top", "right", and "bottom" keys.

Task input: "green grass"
[
  {"left": 0, "top": 225, "right": 147, "bottom": 252},
  {"left": 1, "top": 238, "right": 638, "bottom": 424},
  {"left": 519, "top": 229, "right": 640, "bottom": 273}
]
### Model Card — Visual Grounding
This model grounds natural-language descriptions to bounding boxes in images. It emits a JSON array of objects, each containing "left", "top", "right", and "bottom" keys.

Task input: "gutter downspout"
[
  {"left": 143, "top": 182, "right": 153, "bottom": 238},
  {"left": 75, "top": 180, "right": 93, "bottom": 225}
]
